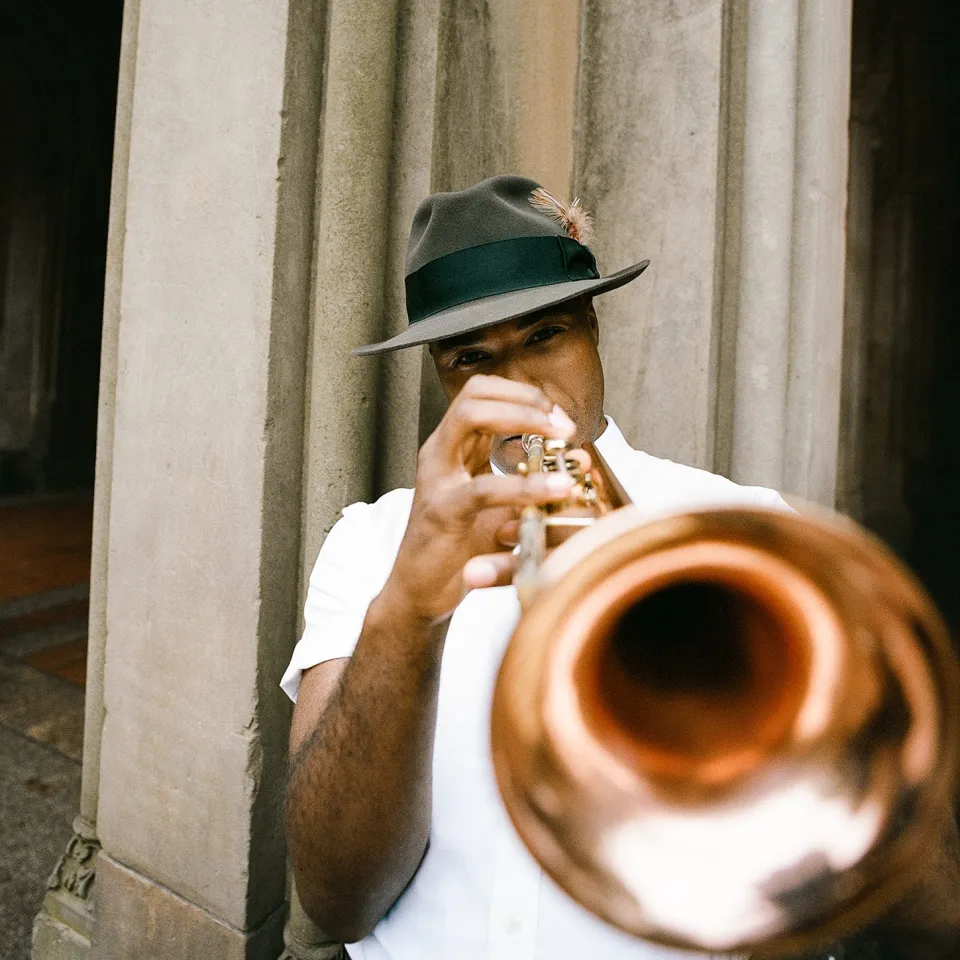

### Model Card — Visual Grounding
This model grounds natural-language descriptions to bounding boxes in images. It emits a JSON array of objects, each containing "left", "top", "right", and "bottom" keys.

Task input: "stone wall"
[{"left": 33, "top": 1, "right": 855, "bottom": 958}]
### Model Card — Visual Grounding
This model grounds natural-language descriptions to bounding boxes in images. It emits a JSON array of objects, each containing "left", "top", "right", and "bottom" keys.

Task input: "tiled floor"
[
  {"left": 0, "top": 495, "right": 91, "bottom": 960},
  {"left": 0, "top": 496, "right": 93, "bottom": 604}
]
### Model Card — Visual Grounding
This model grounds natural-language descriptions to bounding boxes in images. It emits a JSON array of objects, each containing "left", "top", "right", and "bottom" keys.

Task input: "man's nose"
[{"left": 494, "top": 354, "right": 545, "bottom": 393}]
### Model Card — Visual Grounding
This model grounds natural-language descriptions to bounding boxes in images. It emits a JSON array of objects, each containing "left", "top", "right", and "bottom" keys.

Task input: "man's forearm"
[{"left": 285, "top": 586, "right": 448, "bottom": 942}]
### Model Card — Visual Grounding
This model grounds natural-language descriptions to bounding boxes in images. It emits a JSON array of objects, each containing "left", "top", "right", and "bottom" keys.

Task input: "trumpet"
[{"left": 491, "top": 434, "right": 960, "bottom": 957}]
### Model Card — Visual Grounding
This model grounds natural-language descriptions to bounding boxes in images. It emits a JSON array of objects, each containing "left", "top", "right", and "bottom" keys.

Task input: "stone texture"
[
  {"left": 576, "top": 0, "right": 727, "bottom": 470},
  {"left": 300, "top": 0, "right": 401, "bottom": 575},
  {"left": 95, "top": 0, "right": 319, "bottom": 935},
  {"left": 715, "top": 0, "right": 852, "bottom": 499},
  {"left": 79, "top": 0, "right": 143, "bottom": 830},
  {"left": 30, "top": 915, "right": 89, "bottom": 960},
  {"left": 0, "top": 725, "right": 80, "bottom": 960},
  {"left": 781, "top": 0, "right": 852, "bottom": 505},
  {"left": 418, "top": 0, "right": 581, "bottom": 440},
  {"left": 375, "top": 0, "right": 441, "bottom": 496},
  {"left": 281, "top": 889, "right": 344, "bottom": 960},
  {"left": 717, "top": 0, "right": 801, "bottom": 489},
  {"left": 92, "top": 854, "right": 285, "bottom": 960}
]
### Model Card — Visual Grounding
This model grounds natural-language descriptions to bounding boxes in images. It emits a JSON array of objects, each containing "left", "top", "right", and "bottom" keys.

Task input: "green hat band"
[{"left": 404, "top": 235, "right": 600, "bottom": 326}]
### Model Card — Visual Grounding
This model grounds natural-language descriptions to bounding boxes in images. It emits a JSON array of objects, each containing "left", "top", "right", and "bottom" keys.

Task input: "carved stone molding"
[
  {"left": 32, "top": 818, "right": 98, "bottom": 958},
  {"left": 47, "top": 821, "right": 100, "bottom": 902}
]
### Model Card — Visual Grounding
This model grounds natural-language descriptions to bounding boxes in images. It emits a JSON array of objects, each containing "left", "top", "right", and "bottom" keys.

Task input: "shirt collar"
[
  {"left": 592, "top": 415, "right": 634, "bottom": 471},
  {"left": 490, "top": 415, "right": 633, "bottom": 476}
]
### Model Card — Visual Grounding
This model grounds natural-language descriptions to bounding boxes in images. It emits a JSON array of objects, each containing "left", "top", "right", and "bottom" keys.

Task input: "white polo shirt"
[{"left": 281, "top": 418, "right": 788, "bottom": 960}]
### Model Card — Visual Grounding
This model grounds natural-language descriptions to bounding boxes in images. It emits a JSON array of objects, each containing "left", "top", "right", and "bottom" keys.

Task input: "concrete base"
[
  {"left": 31, "top": 913, "right": 89, "bottom": 960},
  {"left": 91, "top": 854, "right": 285, "bottom": 960},
  {"left": 32, "top": 870, "right": 96, "bottom": 960}
]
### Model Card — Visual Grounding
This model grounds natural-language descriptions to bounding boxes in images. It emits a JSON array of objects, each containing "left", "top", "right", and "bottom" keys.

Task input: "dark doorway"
[
  {"left": 843, "top": 0, "right": 960, "bottom": 633},
  {"left": 0, "top": 5, "right": 123, "bottom": 957},
  {"left": 0, "top": 3, "right": 123, "bottom": 495}
]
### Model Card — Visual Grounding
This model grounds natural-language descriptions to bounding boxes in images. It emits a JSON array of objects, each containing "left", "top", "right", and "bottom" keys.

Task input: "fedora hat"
[{"left": 353, "top": 174, "right": 650, "bottom": 355}]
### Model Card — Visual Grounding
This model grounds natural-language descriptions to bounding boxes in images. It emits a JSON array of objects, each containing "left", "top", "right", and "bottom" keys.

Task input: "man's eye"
[
  {"left": 528, "top": 326, "right": 564, "bottom": 345},
  {"left": 452, "top": 350, "right": 489, "bottom": 368}
]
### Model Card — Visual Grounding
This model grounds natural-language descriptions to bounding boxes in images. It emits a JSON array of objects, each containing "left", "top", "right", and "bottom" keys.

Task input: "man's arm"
[
  {"left": 284, "top": 375, "right": 576, "bottom": 942},
  {"left": 286, "top": 591, "right": 447, "bottom": 942}
]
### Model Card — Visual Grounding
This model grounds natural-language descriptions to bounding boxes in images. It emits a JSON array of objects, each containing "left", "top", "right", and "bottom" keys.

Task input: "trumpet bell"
[{"left": 491, "top": 505, "right": 960, "bottom": 957}]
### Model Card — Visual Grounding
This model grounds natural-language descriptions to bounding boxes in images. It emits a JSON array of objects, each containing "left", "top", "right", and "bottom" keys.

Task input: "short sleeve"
[
  {"left": 280, "top": 490, "right": 412, "bottom": 702},
  {"left": 752, "top": 486, "right": 796, "bottom": 513}
]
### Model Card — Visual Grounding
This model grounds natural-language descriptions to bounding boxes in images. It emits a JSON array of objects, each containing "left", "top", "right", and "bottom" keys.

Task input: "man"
[{"left": 282, "top": 175, "right": 960, "bottom": 960}]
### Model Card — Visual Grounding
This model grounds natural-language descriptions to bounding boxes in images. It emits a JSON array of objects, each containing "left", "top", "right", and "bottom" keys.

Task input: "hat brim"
[{"left": 352, "top": 259, "right": 651, "bottom": 356}]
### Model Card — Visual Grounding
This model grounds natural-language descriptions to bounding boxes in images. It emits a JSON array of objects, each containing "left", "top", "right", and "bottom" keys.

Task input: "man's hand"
[
  {"left": 287, "top": 374, "right": 578, "bottom": 939},
  {"left": 382, "top": 374, "right": 576, "bottom": 624}
]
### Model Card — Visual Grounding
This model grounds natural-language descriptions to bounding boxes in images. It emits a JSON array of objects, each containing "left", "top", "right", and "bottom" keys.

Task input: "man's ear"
[{"left": 585, "top": 299, "right": 599, "bottom": 344}]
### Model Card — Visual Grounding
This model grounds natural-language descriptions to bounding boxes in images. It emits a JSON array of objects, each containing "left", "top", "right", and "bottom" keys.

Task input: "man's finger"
[
  {"left": 496, "top": 518, "right": 521, "bottom": 548},
  {"left": 460, "top": 472, "right": 573, "bottom": 512},
  {"left": 446, "top": 398, "right": 575, "bottom": 446},
  {"left": 565, "top": 448, "right": 592, "bottom": 473},
  {"left": 463, "top": 551, "right": 516, "bottom": 590},
  {"left": 459, "top": 374, "right": 554, "bottom": 411}
]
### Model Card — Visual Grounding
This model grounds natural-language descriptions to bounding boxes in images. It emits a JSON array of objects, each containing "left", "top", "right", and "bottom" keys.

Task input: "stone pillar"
[
  {"left": 299, "top": 0, "right": 401, "bottom": 569},
  {"left": 420, "top": 0, "right": 581, "bottom": 438},
  {"left": 717, "top": 0, "right": 852, "bottom": 499},
  {"left": 576, "top": 0, "right": 852, "bottom": 504},
  {"left": 781, "top": 0, "right": 853, "bottom": 504},
  {"left": 288, "top": 0, "right": 402, "bottom": 955},
  {"left": 375, "top": 0, "right": 442, "bottom": 496},
  {"left": 32, "top": 1, "right": 142, "bottom": 955},
  {"left": 49, "top": 0, "right": 327, "bottom": 956},
  {"left": 576, "top": 0, "right": 730, "bottom": 471}
]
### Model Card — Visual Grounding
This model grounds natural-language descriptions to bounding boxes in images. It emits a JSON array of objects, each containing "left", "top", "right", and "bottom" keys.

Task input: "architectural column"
[
  {"left": 375, "top": 0, "right": 442, "bottom": 496},
  {"left": 299, "top": 0, "right": 401, "bottom": 569},
  {"left": 288, "top": 0, "right": 401, "bottom": 954},
  {"left": 33, "top": 0, "right": 328, "bottom": 957},
  {"left": 420, "top": 0, "right": 581, "bottom": 438},
  {"left": 576, "top": 0, "right": 851, "bottom": 504},
  {"left": 576, "top": 0, "right": 731, "bottom": 470},
  {"left": 716, "top": 0, "right": 852, "bottom": 500},
  {"left": 32, "top": 2, "right": 142, "bottom": 955},
  {"left": 781, "top": 0, "right": 853, "bottom": 504}
]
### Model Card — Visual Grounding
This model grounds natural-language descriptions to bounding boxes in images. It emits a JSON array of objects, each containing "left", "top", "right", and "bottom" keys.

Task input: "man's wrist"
[{"left": 369, "top": 577, "right": 451, "bottom": 646}]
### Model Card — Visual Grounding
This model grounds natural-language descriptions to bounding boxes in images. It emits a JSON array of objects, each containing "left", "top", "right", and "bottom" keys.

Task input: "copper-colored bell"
[{"left": 492, "top": 443, "right": 960, "bottom": 957}]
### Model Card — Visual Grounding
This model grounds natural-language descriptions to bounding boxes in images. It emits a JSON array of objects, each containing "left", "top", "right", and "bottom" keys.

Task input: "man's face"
[{"left": 430, "top": 299, "right": 606, "bottom": 473}]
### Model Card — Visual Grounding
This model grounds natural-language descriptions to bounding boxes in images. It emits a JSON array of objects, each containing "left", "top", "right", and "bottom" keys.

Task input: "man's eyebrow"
[{"left": 434, "top": 315, "right": 547, "bottom": 352}]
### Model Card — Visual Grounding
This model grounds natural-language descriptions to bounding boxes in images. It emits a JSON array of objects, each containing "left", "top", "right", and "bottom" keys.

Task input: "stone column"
[
  {"left": 576, "top": 0, "right": 851, "bottom": 504},
  {"left": 576, "top": 0, "right": 730, "bottom": 471},
  {"left": 32, "top": 2, "right": 142, "bottom": 955},
  {"left": 716, "top": 0, "right": 852, "bottom": 500},
  {"left": 419, "top": 0, "right": 582, "bottom": 438},
  {"left": 60, "top": 1, "right": 327, "bottom": 957},
  {"left": 287, "top": 0, "right": 402, "bottom": 955},
  {"left": 375, "top": 0, "right": 442, "bottom": 496},
  {"left": 299, "top": 0, "right": 401, "bottom": 569},
  {"left": 781, "top": 0, "right": 853, "bottom": 504}
]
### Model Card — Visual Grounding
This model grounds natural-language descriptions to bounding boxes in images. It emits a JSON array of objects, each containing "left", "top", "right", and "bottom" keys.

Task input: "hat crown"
[{"left": 405, "top": 174, "right": 569, "bottom": 276}]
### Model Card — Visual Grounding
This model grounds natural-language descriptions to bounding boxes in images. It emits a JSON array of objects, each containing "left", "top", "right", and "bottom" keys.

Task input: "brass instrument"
[{"left": 491, "top": 434, "right": 960, "bottom": 957}]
